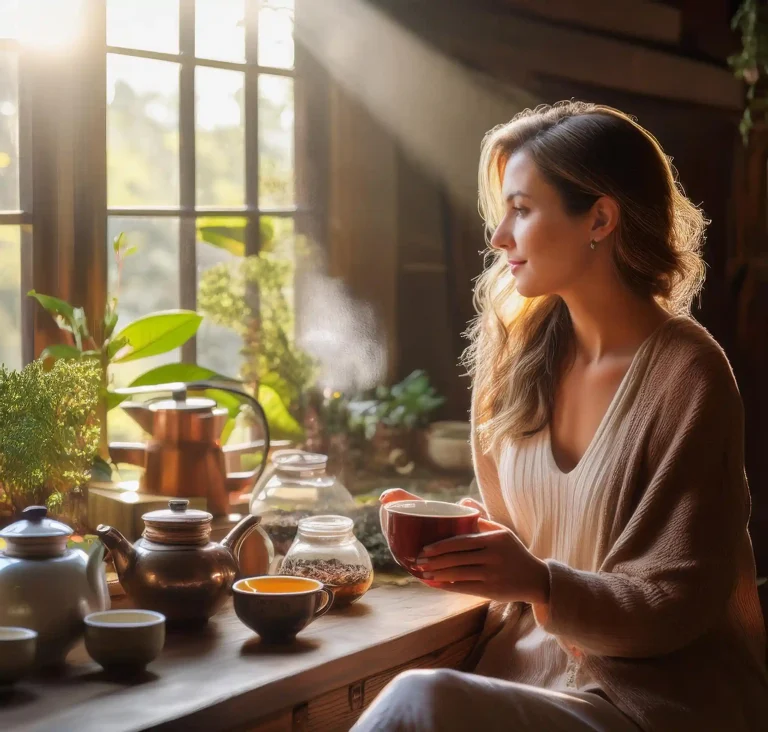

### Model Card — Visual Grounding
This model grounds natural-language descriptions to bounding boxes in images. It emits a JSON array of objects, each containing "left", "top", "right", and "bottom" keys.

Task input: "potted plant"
[
  {"left": 347, "top": 370, "right": 445, "bottom": 471},
  {"left": 0, "top": 359, "right": 100, "bottom": 530}
]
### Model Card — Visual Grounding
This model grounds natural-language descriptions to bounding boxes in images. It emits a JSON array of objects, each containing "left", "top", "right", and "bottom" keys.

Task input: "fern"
[{"left": 0, "top": 360, "right": 100, "bottom": 514}]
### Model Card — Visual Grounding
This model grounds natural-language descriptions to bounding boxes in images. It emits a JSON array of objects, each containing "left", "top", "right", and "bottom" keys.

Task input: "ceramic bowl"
[
  {"left": 426, "top": 421, "right": 472, "bottom": 472},
  {"left": 0, "top": 627, "right": 37, "bottom": 685},
  {"left": 233, "top": 576, "right": 333, "bottom": 643},
  {"left": 84, "top": 610, "right": 165, "bottom": 673}
]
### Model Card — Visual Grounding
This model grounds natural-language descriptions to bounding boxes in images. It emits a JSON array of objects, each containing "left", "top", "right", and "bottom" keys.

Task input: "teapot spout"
[
  {"left": 220, "top": 514, "right": 263, "bottom": 564},
  {"left": 86, "top": 539, "right": 110, "bottom": 610},
  {"left": 96, "top": 524, "right": 137, "bottom": 580},
  {"left": 119, "top": 401, "right": 155, "bottom": 435}
]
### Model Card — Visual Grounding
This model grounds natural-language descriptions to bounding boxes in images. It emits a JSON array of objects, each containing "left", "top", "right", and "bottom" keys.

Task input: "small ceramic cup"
[
  {"left": 0, "top": 627, "right": 37, "bottom": 685},
  {"left": 233, "top": 575, "right": 333, "bottom": 643},
  {"left": 84, "top": 610, "right": 165, "bottom": 673}
]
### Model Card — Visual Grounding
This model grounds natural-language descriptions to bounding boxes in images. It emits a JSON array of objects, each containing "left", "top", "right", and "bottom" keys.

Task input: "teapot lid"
[
  {"left": 148, "top": 396, "right": 217, "bottom": 413},
  {"left": 0, "top": 506, "right": 72, "bottom": 558},
  {"left": 142, "top": 499, "right": 212, "bottom": 524},
  {"left": 142, "top": 500, "right": 213, "bottom": 546}
]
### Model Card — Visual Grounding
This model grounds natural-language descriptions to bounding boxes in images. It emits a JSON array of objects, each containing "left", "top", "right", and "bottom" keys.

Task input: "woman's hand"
[
  {"left": 416, "top": 518, "right": 551, "bottom": 605},
  {"left": 456, "top": 496, "right": 488, "bottom": 519},
  {"left": 379, "top": 488, "right": 422, "bottom": 505}
]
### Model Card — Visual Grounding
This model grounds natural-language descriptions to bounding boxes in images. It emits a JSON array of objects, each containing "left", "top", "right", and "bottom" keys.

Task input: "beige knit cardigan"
[{"left": 467, "top": 317, "right": 768, "bottom": 732}]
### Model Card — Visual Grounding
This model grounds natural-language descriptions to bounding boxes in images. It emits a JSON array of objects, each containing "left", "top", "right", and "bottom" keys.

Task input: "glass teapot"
[{"left": 249, "top": 452, "right": 357, "bottom": 558}]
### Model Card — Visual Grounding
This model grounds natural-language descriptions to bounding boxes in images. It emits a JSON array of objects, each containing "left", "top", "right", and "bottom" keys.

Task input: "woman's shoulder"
[{"left": 648, "top": 315, "right": 741, "bottom": 407}]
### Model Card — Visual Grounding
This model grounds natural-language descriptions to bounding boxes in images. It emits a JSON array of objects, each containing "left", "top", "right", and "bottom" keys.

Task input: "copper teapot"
[
  {"left": 108, "top": 381, "right": 269, "bottom": 516},
  {"left": 97, "top": 499, "right": 271, "bottom": 624}
]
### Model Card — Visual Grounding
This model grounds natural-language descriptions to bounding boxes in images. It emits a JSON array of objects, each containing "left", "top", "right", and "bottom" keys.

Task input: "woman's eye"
[{"left": 512, "top": 206, "right": 528, "bottom": 217}]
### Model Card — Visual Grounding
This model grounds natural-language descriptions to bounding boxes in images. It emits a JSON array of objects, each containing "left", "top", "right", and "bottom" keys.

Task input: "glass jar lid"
[
  {"left": 0, "top": 506, "right": 72, "bottom": 558},
  {"left": 274, "top": 452, "right": 328, "bottom": 476},
  {"left": 142, "top": 500, "right": 213, "bottom": 545},
  {"left": 297, "top": 514, "right": 354, "bottom": 538}
]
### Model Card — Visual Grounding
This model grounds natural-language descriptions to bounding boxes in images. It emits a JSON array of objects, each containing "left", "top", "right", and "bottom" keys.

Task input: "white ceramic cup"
[
  {"left": 84, "top": 610, "right": 165, "bottom": 673},
  {"left": 0, "top": 627, "right": 38, "bottom": 684}
]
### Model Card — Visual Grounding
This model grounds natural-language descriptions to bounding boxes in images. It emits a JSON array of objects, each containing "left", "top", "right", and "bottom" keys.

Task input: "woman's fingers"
[
  {"left": 416, "top": 549, "right": 490, "bottom": 571},
  {"left": 379, "top": 488, "right": 421, "bottom": 505},
  {"left": 421, "top": 566, "right": 486, "bottom": 583},
  {"left": 457, "top": 497, "right": 488, "bottom": 518},
  {"left": 421, "top": 531, "right": 497, "bottom": 557}
]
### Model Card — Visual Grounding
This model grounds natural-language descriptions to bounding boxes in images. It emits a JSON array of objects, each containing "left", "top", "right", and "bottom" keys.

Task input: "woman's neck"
[{"left": 560, "top": 278, "right": 670, "bottom": 364}]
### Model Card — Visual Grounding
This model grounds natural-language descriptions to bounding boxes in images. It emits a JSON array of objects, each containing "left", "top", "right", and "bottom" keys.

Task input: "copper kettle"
[{"left": 108, "top": 381, "right": 270, "bottom": 516}]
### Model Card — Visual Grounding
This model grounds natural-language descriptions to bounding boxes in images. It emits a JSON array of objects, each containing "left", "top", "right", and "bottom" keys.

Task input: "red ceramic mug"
[{"left": 380, "top": 500, "right": 481, "bottom": 582}]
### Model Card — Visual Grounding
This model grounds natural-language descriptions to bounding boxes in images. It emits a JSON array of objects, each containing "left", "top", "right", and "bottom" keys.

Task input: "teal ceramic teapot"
[{"left": 0, "top": 506, "right": 109, "bottom": 666}]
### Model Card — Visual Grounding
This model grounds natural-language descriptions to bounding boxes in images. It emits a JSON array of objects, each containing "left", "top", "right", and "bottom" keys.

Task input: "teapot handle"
[{"left": 186, "top": 381, "right": 271, "bottom": 489}]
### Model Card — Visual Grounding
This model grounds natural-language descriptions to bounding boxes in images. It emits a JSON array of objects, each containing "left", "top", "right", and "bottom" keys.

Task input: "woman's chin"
[{"left": 514, "top": 278, "right": 540, "bottom": 299}]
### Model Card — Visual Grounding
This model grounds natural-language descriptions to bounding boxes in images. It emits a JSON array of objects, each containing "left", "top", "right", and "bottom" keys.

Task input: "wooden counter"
[{"left": 0, "top": 585, "right": 487, "bottom": 732}]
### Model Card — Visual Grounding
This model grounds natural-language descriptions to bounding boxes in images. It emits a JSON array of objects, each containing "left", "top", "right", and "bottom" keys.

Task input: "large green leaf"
[
  {"left": 130, "top": 363, "right": 228, "bottom": 387},
  {"left": 258, "top": 384, "right": 303, "bottom": 440},
  {"left": 40, "top": 344, "right": 82, "bottom": 361},
  {"left": 28, "top": 290, "right": 76, "bottom": 335},
  {"left": 106, "top": 390, "right": 129, "bottom": 411},
  {"left": 196, "top": 217, "right": 247, "bottom": 257},
  {"left": 112, "top": 310, "right": 202, "bottom": 363}
]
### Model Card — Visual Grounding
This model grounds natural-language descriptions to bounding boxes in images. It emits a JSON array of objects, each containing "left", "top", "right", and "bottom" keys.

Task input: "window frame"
[
  {"left": 6, "top": 0, "right": 318, "bottom": 370},
  {"left": 105, "top": 0, "right": 298, "bottom": 364}
]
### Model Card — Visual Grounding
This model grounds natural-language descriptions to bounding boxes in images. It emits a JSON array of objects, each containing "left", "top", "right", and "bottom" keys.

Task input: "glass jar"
[
  {"left": 280, "top": 515, "right": 373, "bottom": 607},
  {"left": 249, "top": 452, "right": 357, "bottom": 558}
]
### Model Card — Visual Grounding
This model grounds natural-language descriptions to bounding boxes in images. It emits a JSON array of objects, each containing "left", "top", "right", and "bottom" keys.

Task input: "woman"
[{"left": 352, "top": 102, "right": 768, "bottom": 731}]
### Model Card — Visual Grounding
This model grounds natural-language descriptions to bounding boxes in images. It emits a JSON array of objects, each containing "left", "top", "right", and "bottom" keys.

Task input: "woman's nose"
[{"left": 490, "top": 222, "right": 513, "bottom": 251}]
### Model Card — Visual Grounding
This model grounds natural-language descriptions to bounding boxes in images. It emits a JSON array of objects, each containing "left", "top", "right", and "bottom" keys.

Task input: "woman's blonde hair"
[{"left": 464, "top": 101, "right": 707, "bottom": 454}]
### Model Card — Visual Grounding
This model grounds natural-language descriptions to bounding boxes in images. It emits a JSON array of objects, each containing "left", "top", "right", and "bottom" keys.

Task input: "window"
[
  {"left": 106, "top": 0, "right": 296, "bottom": 381},
  {"left": 0, "top": 0, "right": 303, "bottom": 410},
  {"left": 0, "top": 0, "right": 29, "bottom": 371},
  {"left": 104, "top": 0, "right": 297, "bottom": 437}
]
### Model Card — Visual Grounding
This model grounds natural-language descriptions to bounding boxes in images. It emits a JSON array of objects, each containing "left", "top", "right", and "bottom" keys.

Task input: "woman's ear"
[{"left": 590, "top": 196, "right": 620, "bottom": 243}]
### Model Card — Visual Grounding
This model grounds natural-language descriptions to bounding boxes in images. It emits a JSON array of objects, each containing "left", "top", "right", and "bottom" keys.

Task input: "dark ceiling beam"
[{"left": 379, "top": 0, "right": 742, "bottom": 111}]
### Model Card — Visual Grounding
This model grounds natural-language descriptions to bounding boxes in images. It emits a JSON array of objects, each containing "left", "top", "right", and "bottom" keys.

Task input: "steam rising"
[{"left": 297, "top": 271, "right": 387, "bottom": 393}]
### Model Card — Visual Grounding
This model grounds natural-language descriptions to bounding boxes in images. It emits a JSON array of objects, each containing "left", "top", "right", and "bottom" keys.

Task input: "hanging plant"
[{"left": 730, "top": 0, "right": 768, "bottom": 142}]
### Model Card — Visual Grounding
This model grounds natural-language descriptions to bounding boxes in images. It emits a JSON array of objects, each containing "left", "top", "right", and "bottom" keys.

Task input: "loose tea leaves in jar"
[
  {"left": 279, "top": 515, "right": 374, "bottom": 607},
  {"left": 280, "top": 557, "right": 373, "bottom": 607}
]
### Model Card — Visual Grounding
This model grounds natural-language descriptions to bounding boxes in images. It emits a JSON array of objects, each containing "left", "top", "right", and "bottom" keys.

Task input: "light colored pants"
[{"left": 351, "top": 669, "right": 641, "bottom": 732}]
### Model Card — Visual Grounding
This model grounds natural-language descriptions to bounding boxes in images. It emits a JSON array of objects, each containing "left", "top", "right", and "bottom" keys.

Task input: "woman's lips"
[{"left": 508, "top": 260, "right": 526, "bottom": 274}]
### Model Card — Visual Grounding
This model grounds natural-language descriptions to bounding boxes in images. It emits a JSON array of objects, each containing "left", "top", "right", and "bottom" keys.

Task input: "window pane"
[
  {"left": 196, "top": 217, "right": 296, "bottom": 386},
  {"left": 0, "top": 0, "right": 18, "bottom": 40},
  {"left": 0, "top": 224, "right": 20, "bottom": 370},
  {"left": 258, "top": 0, "right": 294, "bottom": 70},
  {"left": 259, "top": 74, "right": 294, "bottom": 207},
  {"left": 0, "top": 50, "right": 19, "bottom": 211},
  {"left": 195, "top": 216, "right": 246, "bottom": 379},
  {"left": 108, "top": 54, "right": 180, "bottom": 207},
  {"left": 195, "top": 0, "right": 244, "bottom": 64},
  {"left": 107, "top": 217, "right": 180, "bottom": 381},
  {"left": 196, "top": 67, "right": 244, "bottom": 207},
  {"left": 107, "top": 0, "right": 179, "bottom": 54}
]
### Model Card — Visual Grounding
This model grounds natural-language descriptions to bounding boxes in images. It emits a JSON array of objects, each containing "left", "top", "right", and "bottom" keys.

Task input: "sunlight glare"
[{"left": 19, "top": 0, "right": 84, "bottom": 51}]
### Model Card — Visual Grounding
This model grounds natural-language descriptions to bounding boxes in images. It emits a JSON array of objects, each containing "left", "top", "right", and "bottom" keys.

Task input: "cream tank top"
[{"left": 474, "top": 333, "right": 658, "bottom": 691}]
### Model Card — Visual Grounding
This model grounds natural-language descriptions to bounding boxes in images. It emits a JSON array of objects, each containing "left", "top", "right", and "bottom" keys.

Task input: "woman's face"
[{"left": 490, "top": 150, "right": 600, "bottom": 299}]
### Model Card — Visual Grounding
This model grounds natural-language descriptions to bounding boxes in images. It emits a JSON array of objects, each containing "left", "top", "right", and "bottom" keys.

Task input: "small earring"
[{"left": 590, "top": 239, "right": 597, "bottom": 250}]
